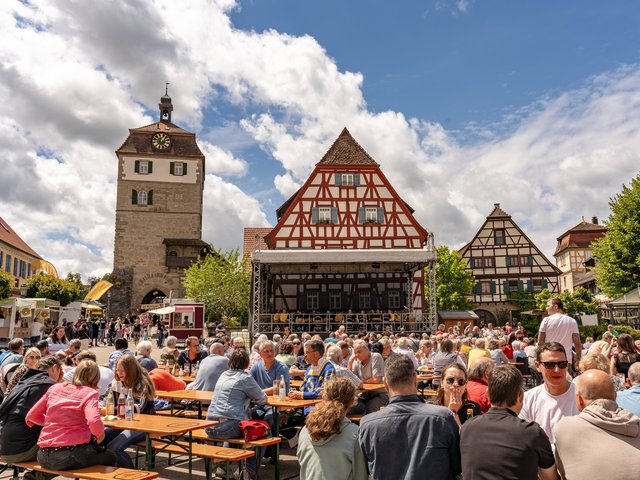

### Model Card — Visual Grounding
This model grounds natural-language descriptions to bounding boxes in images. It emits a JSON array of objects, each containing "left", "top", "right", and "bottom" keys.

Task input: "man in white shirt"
[
  {"left": 538, "top": 298, "right": 581, "bottom": 374},
  {"left": 519, "top": 342, "right": 578, "bottom": 446}
]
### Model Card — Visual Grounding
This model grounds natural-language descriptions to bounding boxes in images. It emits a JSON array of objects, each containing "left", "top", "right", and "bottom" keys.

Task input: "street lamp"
[{"left": 19, "top": 284, "right": 28, "bottom": 298}]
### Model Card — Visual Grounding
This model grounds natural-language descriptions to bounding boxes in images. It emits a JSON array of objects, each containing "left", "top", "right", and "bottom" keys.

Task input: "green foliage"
[
  {"left": 25, "top": 273, "right": 85, "bottom": 306},
  {"left": 183, "top": 247, "right": 250, "bottom": 325},
  {"left": 592, "top": 174, "right": 640, "bottom": 297},
  {"left": 506, "top": 291, "right": 537, "bottom": 311},
  {"left": 0, "top": 270, "right": 11, "bottom": 300},
  {"left": 534, "top": 287, "right": 599, "bottom": 318},
  {"left": 65, "top": 272, "right": 88, "bottom": 298},
  {"left": 426, "top": 245, "right": 476, "bottom": 311},
  {"left": 518, "top": 315, "right": 543, "bottom": 338}
]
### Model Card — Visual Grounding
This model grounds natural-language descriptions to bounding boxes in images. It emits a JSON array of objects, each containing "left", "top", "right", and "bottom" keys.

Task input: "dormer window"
[{"left": 335, "top": 173, "right": 360, "bottom": 186}]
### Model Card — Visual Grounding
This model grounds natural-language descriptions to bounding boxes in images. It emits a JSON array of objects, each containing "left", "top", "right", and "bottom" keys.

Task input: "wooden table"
[
  {"left": 360, "top": 382, "right": 385, "bottom": 391},
  {"left": 267, "top": 396, "right": 319, "bottom": 480},
  {"left": 103, "top": 413, "right": 217, "bottom": 480},
  {"left": 156, "top": 389, "right": 213, "bottom": 418}
]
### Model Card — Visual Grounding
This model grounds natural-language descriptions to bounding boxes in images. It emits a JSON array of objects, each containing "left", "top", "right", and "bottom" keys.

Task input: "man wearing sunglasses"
[{"left": 519, "top": 342, "right": 578, "bottom": 446}]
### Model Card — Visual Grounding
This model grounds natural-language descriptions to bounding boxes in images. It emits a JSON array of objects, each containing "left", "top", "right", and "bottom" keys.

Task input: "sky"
[{"left": 2, "top": 0, "right": 640, "bottom": 281}]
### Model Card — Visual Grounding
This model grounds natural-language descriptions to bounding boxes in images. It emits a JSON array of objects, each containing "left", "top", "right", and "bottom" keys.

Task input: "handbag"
[{"left": 238, "top": 419, "right": 271, "bottom": 441}]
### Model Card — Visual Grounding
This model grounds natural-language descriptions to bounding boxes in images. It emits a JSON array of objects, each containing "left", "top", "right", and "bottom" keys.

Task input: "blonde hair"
[
  {"left": 72, "top": 360, "right": 101, "bottom": 389},
  {"left": 304, "top": 377, "right": 355, "bottom": 441},
  {"left": 579, "top": 353, "right": 609, "bottom": 373}
]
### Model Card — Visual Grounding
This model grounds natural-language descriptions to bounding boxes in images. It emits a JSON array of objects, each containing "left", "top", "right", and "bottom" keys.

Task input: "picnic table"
[
  {"left": 102, "top": 413, "right": 216, "bottom": 480},
  {"left": 156, "top": 389, "right": 213, "bottom": 418}
]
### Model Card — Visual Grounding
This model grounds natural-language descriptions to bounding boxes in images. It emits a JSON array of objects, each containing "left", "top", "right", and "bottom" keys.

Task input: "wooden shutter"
[
  {"left": 358, "top": 207, "right": 365, "bottom": 224},
  {"left": 474, "top": 282, "right": 481, "bottom": 294},
  {"left": 311, "top": 207, "right": 319, "bottom": 224},
  {"left": 170, "top": 162, "right": 175, "bottom": 174},
  {"left": 469, "top": 258, "right": 475, "bottom": 268},
  {"left": 518, "top": 280, "right": 524, "bottom": 292},
  {"left": 503, "top": 280, "right": 509, "bottom": 294},
  {"left": 148, "top": 161, "right": 153, "bottom": 174},
  {"left": 132, "top": 189, "right": 138, "bottom": 204},
  {"left": 134, "top": 160, "right": 140, "bottom": 173},
  {"left": 505, "top": 256, "right": 511, "bottom": 267},
  {"left": 377, "top": 207, "right": 385, "bottom": 224},
  {"left": 183, "top": 162, "right": 188, "bottom": 175},
  {"left": 491, "top": 281, "right": 496, "bottom": 294},
  {"left": 331, "top": 207, "right": 338, "bottom": 224},
  {"left": 335, "top": 173, "right": 342, "bottom": 186},
  {"left": 527, "top": 280, "right": 533, "bottom": 293},
  {"left": 354, "top": 174, "right": 361, "bottom": 186},
  {"left": 148, "top": 190, "right": 153, "bottom": 205},
  {"left": 528, "top": 255, "right": 534, "bottom": 266},
  {"left": 542, "top": 279, "right": 548, "bottom": 289}
]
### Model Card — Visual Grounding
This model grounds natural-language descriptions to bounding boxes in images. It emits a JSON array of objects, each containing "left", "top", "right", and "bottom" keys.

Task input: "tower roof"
[{"left": 316, "top": 128, "right": 379, "bottom": 166}]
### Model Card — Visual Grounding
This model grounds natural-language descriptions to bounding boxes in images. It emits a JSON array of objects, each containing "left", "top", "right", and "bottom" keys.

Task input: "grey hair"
[{"left": 165, "top": 336, "right": 178, "bottom": 347}]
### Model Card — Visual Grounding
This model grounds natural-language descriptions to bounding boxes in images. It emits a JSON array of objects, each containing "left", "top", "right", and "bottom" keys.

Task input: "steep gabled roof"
[
  {"left": 487, "top": 203, "right": 511, "bottom": 218},
  {"left": 316, "top": 128, "right": 379, "bottom": 166},
  {"left": 116, "top": 121, "right": 204, "bottom": 157},
  {"left": 0, "top": 216, "right": 41, "bottom": 259}
]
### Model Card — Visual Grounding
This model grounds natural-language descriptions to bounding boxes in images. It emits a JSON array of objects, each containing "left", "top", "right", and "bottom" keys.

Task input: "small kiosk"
[
  {"left": 149, "top": 301, "right": 205, "bottom": 341},
  {"left": 0, "top": 298, "right": 60, "bottom": 347}
]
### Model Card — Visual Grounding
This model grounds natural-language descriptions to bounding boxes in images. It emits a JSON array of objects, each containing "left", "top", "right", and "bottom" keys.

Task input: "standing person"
[
  {"left": 107, "top": 319, "right": 117, "bottom": 346},
  {"left": 89, "top": 317, "right": 99, "bottom": 347},
  {"left": 104, "top": 355, "right": 156, "bottom": 468},
  {"left": 205, "top": 349, "right": 267, "bottom": 480},
  {"left": 0, "top": 356, "right": 63, "bottom": 479},
  {"left": 46, "top": 326, "right": 68, "bottom": 355},
  {"left": 98, "top": 317, "right": 107, "bottom": 346},
  {"left": 178, "top": 336, "right": 209, "bottom": 375},
  {"left": 30, "top": 318, "right": 45, "bottom": 345},
  {"left": 25, "top": 360, "right": 117, "bottom": 470},
  {"left": 297, "top": 377, "right": 368, "bottom": 480},
  {"left": 519, "top": 342, "right": 578, "bottom": 446},
  {"left": 554, "top": 369, "right": 640, "bottom": 478},
  {"left": 156, "top": 321, "right": 166, "bottom": 348},
  {"left": 358, "top": 354, "right": 461, "bottom": 480},
  {"left": 460, "top": 365, "right": 559, "bottom": 480},
  {"left": 538, "top": 298, "right": 581, "bottom": 374}
]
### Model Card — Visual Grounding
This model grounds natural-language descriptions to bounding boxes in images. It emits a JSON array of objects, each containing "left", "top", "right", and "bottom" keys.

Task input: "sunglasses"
[
  {"left": 540, "top": 361, "right": 568, "bottom": 370},
  {"left": 27, "top": 355, "right": 41, "bottom": 360},
  {"left": 293, "top": 342, "right": 301, "bottom": 346},
  {"left": 445, "top": 377, "right": 466, "bottom": 386}
]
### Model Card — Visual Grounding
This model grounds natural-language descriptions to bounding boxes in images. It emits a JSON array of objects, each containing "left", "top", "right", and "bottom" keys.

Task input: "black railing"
[{"left": 165, "top": 256, "right": 197, "bottom": 268}]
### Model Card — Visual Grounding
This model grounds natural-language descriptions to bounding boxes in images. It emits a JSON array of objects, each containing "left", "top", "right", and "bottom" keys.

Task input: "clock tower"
[{"left": 110, "top": 91, "right": 207, "bottom": 317}]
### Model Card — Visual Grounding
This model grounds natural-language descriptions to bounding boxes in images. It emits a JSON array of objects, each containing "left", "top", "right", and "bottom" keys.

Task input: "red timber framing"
[
  {"left": 249, "top": 128, "right": 435, "bottom": 336},
  {"left": 459, "top": 203, "right": 561, "bottom": 325}
]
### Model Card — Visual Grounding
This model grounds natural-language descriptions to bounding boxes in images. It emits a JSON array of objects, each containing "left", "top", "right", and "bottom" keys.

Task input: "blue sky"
[{"left": 2, "top": 0, "right": 640, "bottom": 279}]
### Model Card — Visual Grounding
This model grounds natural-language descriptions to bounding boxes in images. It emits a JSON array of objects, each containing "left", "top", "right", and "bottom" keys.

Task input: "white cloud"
[{"left": 199, "top": 142, "right": 248, "bottom": 177}]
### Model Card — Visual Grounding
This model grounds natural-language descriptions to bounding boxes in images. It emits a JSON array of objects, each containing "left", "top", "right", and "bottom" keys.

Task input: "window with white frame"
[
  {"left": 359, "top": 291, "right": 371, "bottom": 310},
  {"left": 495, "top": 229, "right": 505, "bottom": 245},
  {"left": 341, "top": 173, "right": 354, "bottom": 186},
  {"left": 307, "top": 292, "right": 319, "bottom": 310},
  {"left": 138, "top": 191, "right": 148, "bottom": 205},
  {"left": 329, "top": 291, "right": 341, "bottom": 310},
  {"left": 365, "top": 207, "right": 378, "bottom": 223},
  {"left": 138, "top": 161, "right": 149, "bottom": 174},
  {"left": 481, "top": 281, "right": 492, "bottom": 295},
  {"left": 174, "top": 162, "right": 184, "bottom": 176},
  {"left": 388, "top": 290, "right": 400, "bottom": 309},
  {"left": 318, "top": 207, "right": 332, "bottom": 223}
]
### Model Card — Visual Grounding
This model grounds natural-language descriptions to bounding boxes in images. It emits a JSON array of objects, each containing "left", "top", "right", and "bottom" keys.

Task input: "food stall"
[
  {"left": 149, "top": 301, "right": 205, "bottom": 341},
  {"left": 0, "top": 298, "right": 60, "bottom": 347}
]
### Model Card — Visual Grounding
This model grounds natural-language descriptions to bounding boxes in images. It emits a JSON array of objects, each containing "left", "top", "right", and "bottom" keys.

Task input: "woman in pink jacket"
[{"left": 26, "top": 360, "right": 117, "bottom": 470}]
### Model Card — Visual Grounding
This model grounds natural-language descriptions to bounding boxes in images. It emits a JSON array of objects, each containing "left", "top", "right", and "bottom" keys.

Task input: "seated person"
[
  {"left": 63, "top": 350, "right": 114, "bottom": 395},
  {"left": 431, "top": 362, "right": 481, "bottom": 426},
  {"left": 178, "top": 336, "right": 209, "bottom": 375},
  {"left": 288, "top": 340, "right": 335, "bottom": 413}
]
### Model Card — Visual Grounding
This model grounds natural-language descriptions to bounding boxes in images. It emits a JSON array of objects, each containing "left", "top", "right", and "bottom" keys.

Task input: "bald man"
[
  {"left": 554, "top": 369, "right": 640, "bottom": 479},
  {"left": 186, "top": 342, "right": 228, "bottom": 391}
]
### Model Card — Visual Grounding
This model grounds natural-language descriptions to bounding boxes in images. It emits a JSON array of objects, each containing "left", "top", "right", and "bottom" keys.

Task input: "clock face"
[{"left": 151, "top": 132, "right": 171, "bottom": 150}]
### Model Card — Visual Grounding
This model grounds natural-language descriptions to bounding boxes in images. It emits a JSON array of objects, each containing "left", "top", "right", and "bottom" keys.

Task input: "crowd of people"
[{"left": 0, "top": 296, "right": 639, "bottom": 479}]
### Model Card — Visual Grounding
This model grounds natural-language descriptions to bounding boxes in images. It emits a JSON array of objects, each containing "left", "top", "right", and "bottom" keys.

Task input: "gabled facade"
[
  {"left": 265, "top": 128, "right": 428, "bottom": 249},
  {"left": 249, "top": 129, "right": 434, "bottom": 335},
  {"left": 111, "top": 91, "right": 207, "bottom": 316},
  {"left": 459, "top": 204, "right": 560, "bottom": 324},
  {"left": 554, "top": 217, "right": 606, "bottom": 293}
]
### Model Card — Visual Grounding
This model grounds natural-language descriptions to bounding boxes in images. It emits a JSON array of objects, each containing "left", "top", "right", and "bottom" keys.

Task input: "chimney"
[
  {"left": 494, "top": 203, "right": 500, "bottom": 208},
  {"left": 592, "top": 216, "right": 598, "bottom": 225}
]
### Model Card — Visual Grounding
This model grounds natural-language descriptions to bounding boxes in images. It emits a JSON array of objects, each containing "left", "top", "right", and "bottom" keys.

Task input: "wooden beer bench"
[{"left": 12, "top": 461, "right": 158, "bottom": 480}]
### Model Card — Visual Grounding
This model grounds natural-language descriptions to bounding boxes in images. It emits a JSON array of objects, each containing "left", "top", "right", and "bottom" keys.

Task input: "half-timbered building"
[
  {"left": 459, "top": 204, "right": 560, "bottom": 324},
  {"left": 248, "top": 128, "right": 435, "bottom": 336},
  {"left": 554, "top": 217, "right": 606, "bottom": 293}
]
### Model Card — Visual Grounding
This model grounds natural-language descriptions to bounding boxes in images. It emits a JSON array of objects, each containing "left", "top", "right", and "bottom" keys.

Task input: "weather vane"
[{"left": 165, "top": 82, "right": 170, "bottom": 95}]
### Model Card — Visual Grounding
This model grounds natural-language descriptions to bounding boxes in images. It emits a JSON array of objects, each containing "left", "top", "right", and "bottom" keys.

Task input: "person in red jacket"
[{"left": 466, "top": 357, "right": 494, "bottom": 414}]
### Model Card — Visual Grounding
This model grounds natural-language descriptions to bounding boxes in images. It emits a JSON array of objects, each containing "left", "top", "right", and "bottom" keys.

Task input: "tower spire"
[{"left": 159, "top": 83, "right": 173, "bottom": 123}]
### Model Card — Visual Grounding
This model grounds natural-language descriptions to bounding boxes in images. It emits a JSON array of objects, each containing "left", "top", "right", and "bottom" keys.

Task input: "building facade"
[
  {"left": 459, "top": 204, "right": 560, "bottom": 324},
  {"left": 0, "top": 216, "right": 57, "bottom": 293},
  {"left": 111, "top": 92, "right": 207, "bottom": 316},
  {"left": 248, "top": 128, "right": 435, "bottom": 335},
  {"left": 554, "top": 217, "right": 606, "bottom": 293}
]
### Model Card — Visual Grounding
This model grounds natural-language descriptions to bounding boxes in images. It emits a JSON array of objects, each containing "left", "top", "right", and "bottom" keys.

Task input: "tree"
[
  {"left": 426, "top": 245, "right": 476, "bottom": 311},
  {"left": 25, "top": 273, "right": 85, "bottom": 306},
  {"left": 592, "top": 174, "right": 640, "bottom": 297},
  {"left": 183, "top": 247, "right": 250, "bottom": 326},
  {"left": 0, "top": 270, "right": 11, "bottom": 300},
  {"left": 534, "top": 287, "right": 599, "bottom": 318}
]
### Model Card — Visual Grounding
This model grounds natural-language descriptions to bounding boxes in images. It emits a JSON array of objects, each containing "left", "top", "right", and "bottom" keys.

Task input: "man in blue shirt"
[
  {"left": 617, "top": 362, "right": 640, "bottom": 416},
  {"left": 250, "top": 340, "right": 289, "bottom": 425}
]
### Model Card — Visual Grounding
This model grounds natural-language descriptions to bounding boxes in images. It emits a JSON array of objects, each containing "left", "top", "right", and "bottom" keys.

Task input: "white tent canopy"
[{"left": 148, "top": 306, "right": 175, "bottom": 314}]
